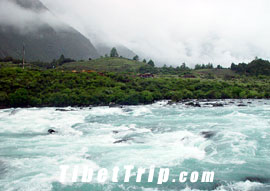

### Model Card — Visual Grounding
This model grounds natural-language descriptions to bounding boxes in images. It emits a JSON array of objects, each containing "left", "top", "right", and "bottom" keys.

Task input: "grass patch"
[{"left": 58, "top": 57, "right": 148, "bottom": 73}]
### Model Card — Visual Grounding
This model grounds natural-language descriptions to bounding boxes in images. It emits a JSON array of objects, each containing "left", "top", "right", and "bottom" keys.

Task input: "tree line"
[
  {"left": 231, "top": 58, "right": 270, "bottom": 76},
  {"left": 1, "top": 50, "right": 270, "bottom": 77}
]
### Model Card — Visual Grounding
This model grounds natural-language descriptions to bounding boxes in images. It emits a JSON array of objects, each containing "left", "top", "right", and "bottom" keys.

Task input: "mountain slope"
[
  {"left": 0, "top": 0, "right": 99, "bottom": 62},
  {"left": 11, "top": 0, "right": 48, "bottom": 11}
]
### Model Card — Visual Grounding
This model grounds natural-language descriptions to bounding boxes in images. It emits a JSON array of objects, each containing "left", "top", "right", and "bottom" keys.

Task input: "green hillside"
[
  {"left": 192, "top": 69, "right": 238, "bottom": 79},
  {"left": 58, "top": 57, "right": 148, "bottom": 73}
]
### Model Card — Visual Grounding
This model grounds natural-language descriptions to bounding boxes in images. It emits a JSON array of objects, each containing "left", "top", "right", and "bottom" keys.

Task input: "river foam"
[{"left": 1, "top": 100, "right": 270, "bottom": 190}]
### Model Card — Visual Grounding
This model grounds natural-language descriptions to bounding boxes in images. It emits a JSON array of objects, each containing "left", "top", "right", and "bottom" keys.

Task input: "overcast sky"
[{"left": 6, "top": 0, "right": 270, "bottom": 67}]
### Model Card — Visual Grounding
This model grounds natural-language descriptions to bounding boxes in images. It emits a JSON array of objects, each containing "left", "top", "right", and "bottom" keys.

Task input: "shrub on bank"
[{"left": 1, "top": 67, "right": 270, "bottom": 107}]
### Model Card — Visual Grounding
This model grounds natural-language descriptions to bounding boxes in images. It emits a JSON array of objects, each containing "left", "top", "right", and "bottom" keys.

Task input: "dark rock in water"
[
  {"left": 113, "top": 131, "right": 119, "bottom": 134},
  {"left": 197, "top": 99, "right": 208, "bottom": 102},
  {"left": 247, "top": 102, "right": 252, "bottom": 104},
  {"left": 211, "top": 180, "right": 229, "bottom": 191},
  {"left": 229, "top": 101, "right": 235, "bottom": 104},
  {"left": 48, "top": 129, "right": 57, "bottom": 134},
  {"left": 211, "top": 103, "right": 224, "bottom": 107},
  {"left": 201, "top": 131, "right": 216, "bottom": 139},
  {"left": 194, "top": 102, "right": 201, "bottom": 107},
  {"left": 55, "top": 109, "right": 74, "bottom": 112},
  {"left": 186, "top": 102, "right": 201, "bottom": 107},
  {"left": 181, "top": 99, "right": 192, "bottom": 103},
  {"left": 167, "top": 101, "right": 175, "bottom": 105},
  {"left": 244, "top": 177, "right": 270, "bottom": 183},
  {"left": 181, "top": 137, "right": 189, "bottom": 141},
  {"left": 113, "top": 138, "right": 132, "bottom": 144},
  {"left": 109, "top": 103, "right": 123, "bottom": 108},
  {"left": 113, "top": 140, "right": 126, "bottom": 144},
  {"left": 238, "top": 104, "right": 247, "bottom": 107},
  {"left": 185, "top": 102, "right": 191, "bottom": 106}
]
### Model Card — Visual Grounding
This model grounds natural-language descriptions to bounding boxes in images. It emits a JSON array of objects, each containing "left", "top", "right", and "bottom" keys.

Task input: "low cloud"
[
  {"left": 2, "top": 0, "right": 270, "bottom": 67},
  {"left": 0, "top": 0, "right": 64, "bottom": 34}
]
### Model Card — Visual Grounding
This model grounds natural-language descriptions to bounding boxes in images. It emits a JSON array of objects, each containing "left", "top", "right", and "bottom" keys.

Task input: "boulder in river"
[
  {"left": 113, "top": 138, "right": 132, "bottom": 144},
  {"left": 211, "top": 103, "right": 224, "bottom": 107},
  {"left": 244, "top": 177, "right": 270, "bottom": 183},
  {"left": 55, "top": 109, "right": 75, "bottom": 112},
  {"left": 109, "top": 102, "right": 123, "bottom": 108},
  {"left": 197, "top": 99, "right": 208, "bottom": 102},
  {"left": 48, "top": 129, "right": 57, "bottom": 134},
  {"left": 200, "top": 131, "right": 216, "bottom": 139},
  {"left": 167, "top": 100, "right": 174, "bottom": 105},
  {"left": 186, "top": 102, "right": 201, "bottom": 107},
  {"left": 238, "top": 104, "right": 247, "bottom": 107},
  {"left": 205, "top": 102, "right": 224, "bottom": 107}
]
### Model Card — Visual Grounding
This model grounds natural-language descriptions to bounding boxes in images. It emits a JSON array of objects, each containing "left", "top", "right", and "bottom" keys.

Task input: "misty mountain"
[
  {"left": 0, "top": 0, "right": 99, "bottom": 62},
  {"left": 95, "top": 44, "right": 136, "bottom": 59},
  {"left": 11, "top": 0, "right": 48, "bottom": 11}
]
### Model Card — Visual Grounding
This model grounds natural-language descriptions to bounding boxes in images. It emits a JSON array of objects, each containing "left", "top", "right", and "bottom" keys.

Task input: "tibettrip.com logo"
[{"left": 59, "top": 165, "right": 215, "bottom": 184}]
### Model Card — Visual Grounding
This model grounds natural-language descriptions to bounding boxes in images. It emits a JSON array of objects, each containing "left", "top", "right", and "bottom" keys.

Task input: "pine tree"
[
  {"left": 110, "top": 47, "right": 119, "bottom": 57},
  {"left": 148, "top": 60, "right": 155, "bottom": 67},
  {"left": 133, "top": 55, "right": 139, "bottom": 61}
]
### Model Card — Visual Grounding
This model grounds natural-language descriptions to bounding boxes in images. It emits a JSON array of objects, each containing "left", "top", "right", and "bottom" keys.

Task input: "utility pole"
[{"left": 22, "top": 43, "right": 25, "bottom": 69}]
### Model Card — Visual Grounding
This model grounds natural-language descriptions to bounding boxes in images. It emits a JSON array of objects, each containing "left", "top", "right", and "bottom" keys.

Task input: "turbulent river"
[{"left": 1, "top": 100, "right": 270, "bottom": 191}]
